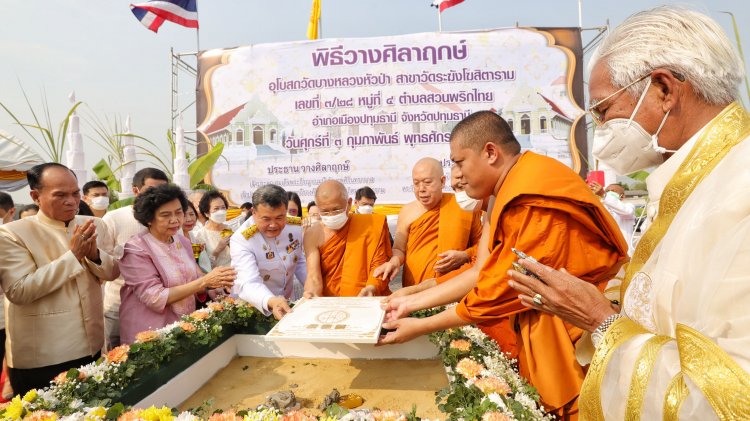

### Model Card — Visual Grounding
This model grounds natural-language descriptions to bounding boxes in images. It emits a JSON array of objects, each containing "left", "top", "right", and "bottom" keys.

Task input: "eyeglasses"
[
  {"left": 588, "top": 70, "right": 685, "bottom": 126},
  {"left": 318, "top": 208, "right": 346, "bottom": 217}
]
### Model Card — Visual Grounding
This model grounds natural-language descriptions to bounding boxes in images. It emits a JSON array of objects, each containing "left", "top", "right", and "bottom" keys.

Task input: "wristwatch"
[{"left": 592, "top": 313, "right": 624, "bottom": 348}]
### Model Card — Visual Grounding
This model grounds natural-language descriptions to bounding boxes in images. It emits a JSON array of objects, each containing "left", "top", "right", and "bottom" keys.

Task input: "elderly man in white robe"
[{"left": 508, "top": 6, "right": 750, "bottom": 420}]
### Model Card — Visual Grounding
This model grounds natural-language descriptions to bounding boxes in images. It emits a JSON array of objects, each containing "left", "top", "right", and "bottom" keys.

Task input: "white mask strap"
[
  {"left": 627, "top": 77, "right": 652, "bottom": 127},
  {"left": 652, "top": 110, "right": 677, "bottom": 154}
]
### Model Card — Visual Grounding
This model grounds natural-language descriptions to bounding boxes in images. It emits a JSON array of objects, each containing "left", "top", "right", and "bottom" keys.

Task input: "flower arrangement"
[{"left": 0, "top": 301, "right": 550, "bottom": 420}]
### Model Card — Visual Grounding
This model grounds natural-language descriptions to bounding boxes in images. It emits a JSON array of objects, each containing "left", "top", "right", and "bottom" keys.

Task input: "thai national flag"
[
  {"left": 130, "top": 0, "right": 199, "bottom": 33},
  {"left": 431, "top": 0, "right": 465, "bottom": 13}
]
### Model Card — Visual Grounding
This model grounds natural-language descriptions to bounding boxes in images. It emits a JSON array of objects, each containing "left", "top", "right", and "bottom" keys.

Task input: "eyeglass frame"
[
  {"left": 587, "top": 70, "right": 685, "bottom": 126},
  {"left": 318, "top": 207, "right": 347, "bottom": 217}
]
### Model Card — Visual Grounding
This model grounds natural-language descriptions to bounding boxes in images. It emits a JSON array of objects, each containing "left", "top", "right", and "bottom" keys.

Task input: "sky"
[{"left": 1, "top": 0, "right": 749, "bottom": 203}]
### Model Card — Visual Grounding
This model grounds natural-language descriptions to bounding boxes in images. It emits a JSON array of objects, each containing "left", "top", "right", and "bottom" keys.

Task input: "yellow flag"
[{"left": 307, "top": 0, "right": 321, "bottom": 40}]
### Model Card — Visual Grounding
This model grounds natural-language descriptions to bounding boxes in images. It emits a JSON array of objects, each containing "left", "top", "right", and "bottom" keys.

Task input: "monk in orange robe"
[
  {"left": 380, "top": 111, "right": 628, "bottom": 420},
  {"left": 303, "top": 180, "right": 392, "bottom": 297},
  {"left": 374, "top": 158, "right": 482, "bottom": 288}
]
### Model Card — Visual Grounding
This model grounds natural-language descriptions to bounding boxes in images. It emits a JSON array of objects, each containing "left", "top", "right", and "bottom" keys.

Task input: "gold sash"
[
  {"left": 581, "top": 103, "right": 750, "bottom": 420},
  {"left": 621, "top": 102, "right": 750, "bottom": 302}
]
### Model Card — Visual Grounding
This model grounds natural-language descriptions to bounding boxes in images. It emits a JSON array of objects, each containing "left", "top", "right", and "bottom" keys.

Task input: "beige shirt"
[
  {"left": 0, "top": 211, "right": 118, "bottom": 368},
  {"left": 101, "top": 205, "right": 146, "bottom": 315}
]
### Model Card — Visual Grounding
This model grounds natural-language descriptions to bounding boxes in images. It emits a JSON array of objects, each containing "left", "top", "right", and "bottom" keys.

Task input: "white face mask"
[
  {"left": 592, "top": 78, "right": 675, "bottom": 175},
  {"left": 454, "top": 190, "right": 479, "bottom": 212},
  {"left": 209, "top": 209, "right": 227, "bottom": 224},
  {"left": 321, "top": 211, "right": 349, "bottom": 230},
  {"left": 90, "top": 196, "right": 110, "bottom": 211},
  {"left": 357, "top": 205, "right": 374, "bottom": 214},
  {"left": 605, "top": 191, "right": 622, "bottom": 202}
]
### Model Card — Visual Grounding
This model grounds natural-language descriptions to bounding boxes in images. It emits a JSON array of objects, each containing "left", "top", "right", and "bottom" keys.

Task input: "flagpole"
[
  {"left": 438, "top": 9, "right": 442, "bottom": 32},
  {"left": 577, "top": 0, "right": 583, "bottom": 28},
  {"left": 319, "top": 0, "right": 323, "bottom": 39},
  {"left": 196, "top": 1, "right": 201, "bottom": 53}
]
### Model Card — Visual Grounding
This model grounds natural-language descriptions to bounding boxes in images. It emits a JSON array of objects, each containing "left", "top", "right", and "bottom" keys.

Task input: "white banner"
[{"left": 197, "top": 28, "right": 585, "bottom": 204}]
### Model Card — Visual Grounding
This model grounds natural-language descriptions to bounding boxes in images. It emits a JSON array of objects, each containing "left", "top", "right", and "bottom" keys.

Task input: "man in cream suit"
[{"left": 0, "top": 163, "right": 118, "bottom": 395}]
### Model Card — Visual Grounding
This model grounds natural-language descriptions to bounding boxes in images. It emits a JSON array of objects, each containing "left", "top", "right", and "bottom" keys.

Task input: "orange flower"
[
  {"left": 371, "top": 410, "right": 406, "bottom": 421},
  {"left": 107, "top": 344, "right": 130, "bottom": 364},
  {"left": 474, "top": 376, "right": 512, "bottom": 396},
  {"left": 282, "top": 410, "right": 317, "bottom": 421},
  {"left": 207, "top": 412, "right": 241, "bottom": 421},
  {"left": 117, "top": 410, "right": 142, "bottom": 421},
  {"left": 455, "top": 358, "right": 485, "bottom": 379},
  {"left": 53, "top": 370, "right": 85, "bottom": 384},
  {"left": 221, "top": 297, "right": 237, "bottom": 305},
  {"left": 207, "top": 302, "right": 224, "bottom": 312},
  {"left": 482, "top": 412, "right": 512, "bottom": 421},
  {"left": 449, "top": 339, "right": 472, "bottom": 352},
  {"left": 135, "top": 330, "right": 159, "bottom": 343},
  {"left": 180, "top": 322, "right": 197, "bottom": 333},
  {"left": 190, "top": 311, "right": 210, "bottom": 321},
  {"left": 24, "top": 410, "right": 57, "bottom": 421}
]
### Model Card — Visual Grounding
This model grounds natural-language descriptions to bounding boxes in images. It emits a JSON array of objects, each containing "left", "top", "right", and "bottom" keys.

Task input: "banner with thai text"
[{"left": 197, "top": 28, "right": 586, "bottom": 205}]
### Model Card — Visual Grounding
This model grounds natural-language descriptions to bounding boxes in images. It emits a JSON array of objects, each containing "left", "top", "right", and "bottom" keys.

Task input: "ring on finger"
[{"left": 533, "top": 293, "right": 544, "bottom": 306}]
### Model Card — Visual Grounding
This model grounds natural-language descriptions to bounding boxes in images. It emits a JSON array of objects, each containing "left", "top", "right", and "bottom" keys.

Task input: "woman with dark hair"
[
  {"left": 118, "top": 184, "right": 236, "bottom": 344},
  {"left": 287, "top": 191, "right": 302, "bottom": 217},
  {"left": 193, "top": 190, "right": 233, "bottom": 269}
]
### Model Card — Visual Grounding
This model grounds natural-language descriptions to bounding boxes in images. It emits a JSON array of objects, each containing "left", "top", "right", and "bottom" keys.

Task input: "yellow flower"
[
  {"left": 139, "top": 405, "right": 174, "bottom": 421},
  {"left": 107, "top": 344, "right": 130, "bottom": 364},
  {"left": 474, "top": 376, "right": 512, "bottom": 396},
  {"left": 449, "top": 339, "right": 472, "bottom": 352},
  {"left": 190, "top": 311, "right": 210, "bottom": 321},
  {"left": 482, "top": 412, "right": 512, "bottom": 421},
  {"left": 22, "top": 390, "right": 37, "bottom": 403},
  {"left": 4, "top": 396, "right": 25, "bottom": 420},
  {"left": 24, "top": 410, "right": 57, "bottom": 421},
  {"left": 135, "top": 330, "right": 160, "bottom": 343},
  {"left": 455, "top": 358, "right": 485, "bottom": 379},
  {"left": 85, "top": 406, "right": 108, "bottom": 421}
]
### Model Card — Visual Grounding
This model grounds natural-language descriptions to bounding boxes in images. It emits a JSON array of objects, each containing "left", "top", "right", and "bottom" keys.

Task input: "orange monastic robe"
[
  {"left": 456, "top": 152, "right": 628, "bottom": 419},
  {"left": 320, "top": 214, "right": 393, "bottom": 297},
  {"left": 402, "top": 193, "right": 482, "bottom": 287}
]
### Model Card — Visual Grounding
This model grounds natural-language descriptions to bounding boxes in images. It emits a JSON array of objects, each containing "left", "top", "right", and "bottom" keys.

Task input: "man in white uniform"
[
  {"left": 508, "top": 6, "right": 750, "bottom": 419},
  {"left": 231, "top": 184, "right": 306, "bottom": 320},
  {"left": 101, "top": 167, "right": 169, "bottom": 349}
]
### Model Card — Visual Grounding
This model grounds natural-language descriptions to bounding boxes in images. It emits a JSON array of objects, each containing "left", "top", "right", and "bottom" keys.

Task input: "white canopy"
[{"left": 0, "top": 130, "right": 44, "bottom": 191}]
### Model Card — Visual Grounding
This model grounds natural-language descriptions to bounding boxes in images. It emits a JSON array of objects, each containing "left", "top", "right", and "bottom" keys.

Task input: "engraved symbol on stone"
[{"left": 316, "top": 310, "right": 349, "bottom": 324}]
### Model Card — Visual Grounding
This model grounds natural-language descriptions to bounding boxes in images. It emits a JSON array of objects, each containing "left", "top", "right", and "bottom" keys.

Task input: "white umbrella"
[{"left": 0, "top": 130, "right": 44, "bottom": 191}]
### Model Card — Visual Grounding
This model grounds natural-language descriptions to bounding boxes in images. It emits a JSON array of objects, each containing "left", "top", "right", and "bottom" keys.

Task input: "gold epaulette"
[
  {"left": 286, "top": 216, "right": 302, "bottom": 225},
  {"left": 242, "top": 225, "right": 258, "bottom": 239}
]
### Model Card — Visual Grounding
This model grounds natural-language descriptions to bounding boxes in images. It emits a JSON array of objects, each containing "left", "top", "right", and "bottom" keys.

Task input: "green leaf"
[
  {"left": 108, "top": 197, "right": 134, "bottom": 211},
  {"left": 92, "top": 159, "right": 122, "bottom": 193},
  {"left": 626, "top": 170, "right": 650, "bottom": 182},
  {"left": 188, "top": 142, "right": 224, "bottom": 188},
  {"left": 105, "top": 403, "right": 126, "bottom": 420},
  {"left": 324, "top": 403, "right": 349, "bottom": 418},
  {"left": 719, "top": 11, "right": 750, "bottom": 106}
]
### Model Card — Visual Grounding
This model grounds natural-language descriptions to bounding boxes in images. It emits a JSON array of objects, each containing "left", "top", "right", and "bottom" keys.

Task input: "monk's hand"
[
  {"left": 381, "top": 295, "right": 411, "bottom": 322},
  {"left": 433, "top": 250, "right": 469, "bottom": 273},
  {"left": 378, "top": 317, "right": 423, "bottom": 345},
  {"left": 268, "top": 296, "right": 292, "bottom": 320},
  {"left": 373, "top": 260, "right": 400, "bottom": 282},
  {"left": 357, "top": 285, "right": 377, "bottom": 297},
  {"left": 507, "top": 258, "right": 616, "bottom": 332}
]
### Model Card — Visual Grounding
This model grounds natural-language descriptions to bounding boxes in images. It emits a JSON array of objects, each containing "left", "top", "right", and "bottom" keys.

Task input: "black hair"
[
  {"left": 133, "top": 184, "right": 188, "bottom": 227},
  {"left": 198, "top": 190, "right": 228, "bottom": 219},
  {"left": 287, "top": 191, "right": 302, "bottom": 212},
  {"left": 0, "top": 192, "right": 14, "bottom": 212},
  {"left": 355, "top": 186, "right": 377, "bottom": 201},
  {"left": 26, "top": 162, "right": 76, "bottom": 191},
  {"left": 78, "top": 200, "right": 94, "bottom": 216},
  {"left": 17, "top": 203, "right": 38, "bottom": 218},
  {"left": 307, "top": 201, "right": 317, "bottom": 212},
  {"left": 251, "top": 185, "right": 288, "bottom": 209},
  {"left": 240, "top": 202, "right": 253, "bottom": 211},
  {"left": 82, "top": 180, "right": 109, "bottom": 196},
  {"left": 133, "top": 167, "right": 169, "bottom": 188}
]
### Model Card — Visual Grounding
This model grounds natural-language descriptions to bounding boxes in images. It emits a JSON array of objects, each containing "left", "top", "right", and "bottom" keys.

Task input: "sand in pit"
[{"left": 179, "top": 357, "right": 448, "bottom": 419}]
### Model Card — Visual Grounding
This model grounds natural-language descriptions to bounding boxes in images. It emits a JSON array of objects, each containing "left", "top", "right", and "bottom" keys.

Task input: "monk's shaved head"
[
  {"left": 450, "top": 111, "right": 521, "bottom": 155},
  {"left": 412, "top": 157, "right": 445, "bottom": 209},
  {"left": 315, "top": 179, "right": 349, "bottom": 204},
  {"left": 412, "top": 157, "right": 443, "bottom": 178}
]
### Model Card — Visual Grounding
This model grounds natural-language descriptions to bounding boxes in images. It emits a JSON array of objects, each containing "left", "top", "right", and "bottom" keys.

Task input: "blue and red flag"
[{"left": 130, "top": 0, "right": 199, "bottom": 33}]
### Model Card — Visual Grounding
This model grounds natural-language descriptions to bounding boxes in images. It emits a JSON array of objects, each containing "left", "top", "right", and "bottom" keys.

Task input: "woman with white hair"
[{"left": 508, "top": 6, "right": 750, "bottom": 420}]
